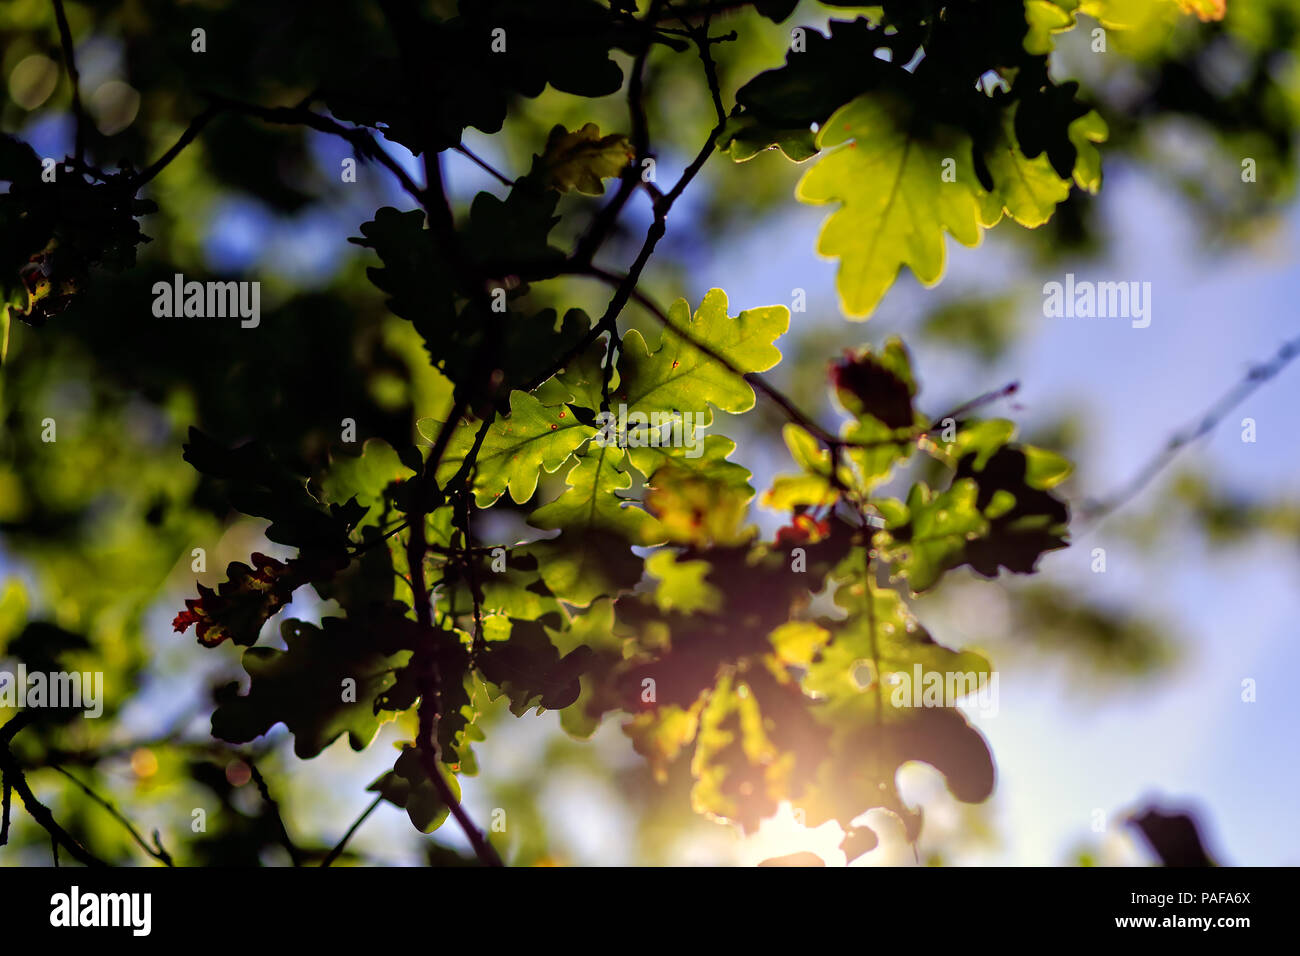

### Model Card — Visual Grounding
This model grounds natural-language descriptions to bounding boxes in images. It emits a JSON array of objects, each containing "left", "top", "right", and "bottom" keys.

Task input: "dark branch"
[
  {"left": 454, "top": 143, "right": 514, "bottom": 187},
  {"left": 134, "top": 105, "right": 221, "bottom": 187},
  {"left": 0, "top": 712, "right": 108, "bottom": 867},
  {"left": 52, "top": 0, "right": 86, "bottom": 166},
  {"left": 246, "top": 759, "right": 304, "bottom": 866},
  {"left": 321, "top": 794, "right": 383, "bottom": 867},
  {"left": 49, "top": 765, "right": 174, "bottom": 866}
]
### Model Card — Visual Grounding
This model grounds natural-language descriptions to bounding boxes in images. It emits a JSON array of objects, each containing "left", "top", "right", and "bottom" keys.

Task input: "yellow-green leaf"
[
  {"left": 797, "top": 94, "right": 986, "bottom": 319},
  {"left": 536, "top": 122, "right": 634, "bottom": 195}
]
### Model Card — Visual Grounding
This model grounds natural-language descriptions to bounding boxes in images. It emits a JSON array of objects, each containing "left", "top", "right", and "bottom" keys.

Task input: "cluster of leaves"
[
  {"left": 163, "top": 0, "right": 1228, "bottom": 859},
  {"left": 0, "top": 137, "right": 154, "bottom": 325},
  {"left": 175, "top": 278, "right": 1070, "bottom": 856},
  {"left": 0, "top": 0, "right": 1223, "bottom": 864},
  {"left": 719, "top": 1, "right": 1125, "bottom": 316}
]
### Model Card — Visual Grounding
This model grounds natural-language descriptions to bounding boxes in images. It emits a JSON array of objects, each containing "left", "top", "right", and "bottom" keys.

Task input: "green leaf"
[
  {"left": 352, "top": 189, "right": 588, "bottom": 398},
  {"left": 182, "top": 428, "right": 358, "bottom": 553},
  {"left": 326, "top": 0, "right": 649, "bottom": 154},
  {"left": 318, "top": 438, "right": 417, "bottom": 530},
  {"left": 477, "top": 618, "right": 592, "bottom": 715},
  {"left": 1069, "top": 110, "right": 1108, "bottom": 193},
  {"left": 419, "top": 390, "right": 594, "bottom": 507},
  {"left": 615, "top": 289, "right": 788, "bottom": 422},
  {"left": 722, "top": 20, "right": 895, "bottom": 164},
  {"left": 625, "top": 704, "right": 703, "bottom": 781},
  {"left": 882, "top": 479, "right": 989, "bottom": 592},
  {"left": 472, "top": 550, "right": 564, "bottom": 622},
  {"left": 799, "top": 91, "right": 1106, "bottom": 317},
  {"left": 689, "top": 669, "right": 828, "bottom": 833},
  {"left": 717, "top": 114, "right": 817, "bottom": 163},
  {"left": 461, "top": 177, "right": 564, "bottom": 272},
  {"left": 1024, "top": 0, "right": 1078, "bottom": 55},
  {"left": 626, "top": 434, "right": 752, "bottom": 493},
  {"left": 794, "top": 576, "right": 996, "bottom": 828},
  {"left": 955, "top": 444, "right": 1071, "bottom": 578},
  {"left": 645, "top": 459, "right": 756, "bottom": 548},
  {"left": 535, "top": 122, "right": 633, "bottom": 195},
  {"left": 553, "top": 335, "right": 618, "bottom": 412},
  {"left": 751, "top": 0, "right": 799, "bottom": 23},
  {"left": 1022, "top": 445, "right": 1074, "bottom": 489},
  {"left": 211, "top": 618, "right": 412, "bottom": 759},
  {"left": 980, "top": 104, "right": 1073, "bottom": 228},
  {"left": 768, "top": 620, "right": 832, "bottom": 668},
  {"left": 368, "top": 747, "right": 459, "bottom": 834},
  {"left": 349, "top": 207, "right": 460, "bottom": 368},
  {"left": 550, "top": 600, "right": 624, "bottom": 738},
  {"left": 763, "top": 424, "right": 845, "bottom": 511},
  {"left": 809, "top": 577, "right": 992, "bottom": 707},
  {"left": 645, "top": 551, "right": 723, "bottom": 614},
  {"left": 797, "top": 94, "right": 987, "bottom": 319},
  {"left": 527, "top": 445, "right": 663, "bottom": 606}
]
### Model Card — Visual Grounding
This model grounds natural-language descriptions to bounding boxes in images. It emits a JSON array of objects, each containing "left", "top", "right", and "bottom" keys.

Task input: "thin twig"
[
  {"left": 405, "top": 406, "right": 503, "bottom": 867},
  {"left": 49, "top": 765, "right": 174, "bottom": 865},
  {"left": 572, "top": 0, "right": 664, "bottom": 267},
  {"left": 1080, "top": 334, "right": 1300, "bottom": 527},
  {"left": 52, "top": 0, "right": 86, "bottom": 166},
  {"left": 321, "top": 794, "right": 383, "bottom": 867},
  {"left": 0, "top": 712, "right": 108, "bottom": 867},
  {"left": 669, "top": 1, "right": 727, "bottom": 124},
  {"left": 246, "top": 759, "right": 304, "bottom": 866},
  {"left": 350, "top": 519, "right": 412, "bottom": 555},
  {"left": 135, "top": 105, "right": 221, "bottom": 187},
  {"left": 454, "top": 144, "right": 513, "bottom": 187},
  {"left": 0, "top": 775, "right": 11, "bottom": 846},
  {"left": 205, "top": 94, "right": 426, "bottom": 204},
  {"left": 575, "top": 266, "right": 1017, "bottom": 457}
]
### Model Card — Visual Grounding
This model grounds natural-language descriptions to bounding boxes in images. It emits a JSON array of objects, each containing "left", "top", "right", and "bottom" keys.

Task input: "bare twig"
[
  {"left": 454, "top": 144, "right": 513, "bottom": 187},
  {"left": 404, "top": 405, "right": 503, "bottom": 867},
  {"left": 49, "top": 765, "right": 174, "bottom": 866},
  {"left": 0, "top": 776, "right": 11, "bottom": 847},
  {"left": 321, "top": 794, "right": 383, "bottom": 867},
  {"left": 669, "top": 1, "right": 728, "bottom": 124},
  {"left": 204, "top": 94, "right": 426, "bottom": 203},
  {"left": 1080, "top": 334, "right": 1300, "bottom": 527},
  {"left": 246, "top": 759, "right": 304, "bottom": 866},
  {"left": 0, "top": 712, "right": 108, "bottom": 867},
  {"left": 135, "top": 105, "right": 221, "bottom": 187},
  {"left": 572, "top": 0, "right": 664, "bottom": 267},
  {"left": 52, "top": 0, "right": 86, "bottom": 165}
]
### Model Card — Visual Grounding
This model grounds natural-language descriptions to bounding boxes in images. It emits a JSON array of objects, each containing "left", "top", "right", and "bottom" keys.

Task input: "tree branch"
[
  {"left": 0, "top": 775, "right": 11, "bottom": 847},
  {"left": 572, "top": 267, "right": 1018, "bottom": 459},
  {"left": 49, "top": 765, "right": 174, "bottom": 866},
  {"left": 572, "top": 0, "right": 664, "bottom": 267},
  {"left": 454, "top": 143, "right": 513, "bottom": 187},
  {"left": 51, "top": 0, "right": 86, "bottom": 166},
  {"left": 134, "top": 105, "right": 221, "bottom": 187},
  {"left": 0, "top": 712, "right": 108, "bottom": 867},
  {"left": 190, "top": 94, "right": 427, "bottom": 204},
  {"left": 246, "top": 759, "right": 304, "bottom": 866},
  {"left": 1080, "top": 334, "right": 1300, "bottom": 527},
  {"left": 405, "top": 406, "right": 503, "bottom": 867},
  {"left": 321, "top": 794, "right": 383, "bottom": 867}
]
